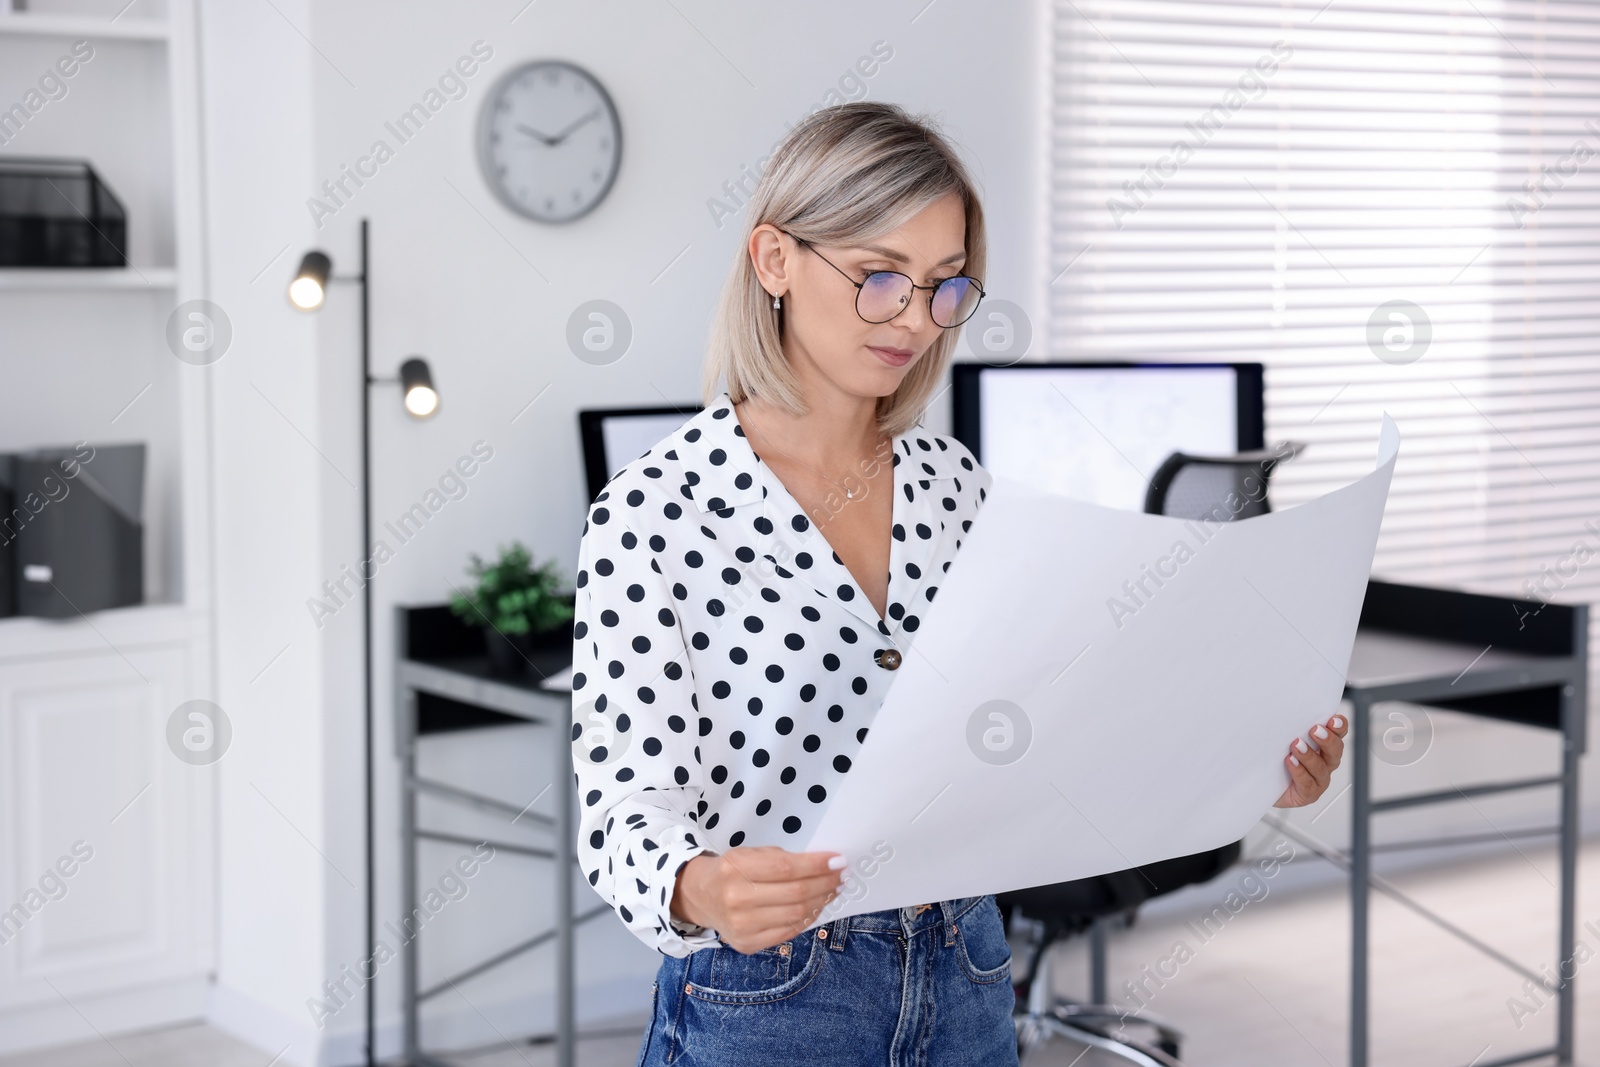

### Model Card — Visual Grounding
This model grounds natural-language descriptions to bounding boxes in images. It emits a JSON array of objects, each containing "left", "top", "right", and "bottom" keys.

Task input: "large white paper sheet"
[{"left": 799, "top": 416, "right": 1400, "bottom": 925}]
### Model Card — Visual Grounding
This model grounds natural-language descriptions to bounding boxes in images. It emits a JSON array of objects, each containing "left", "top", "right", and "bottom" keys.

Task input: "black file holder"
[{"left": 0, "top": 158, "right": 128, "bottom": 268}]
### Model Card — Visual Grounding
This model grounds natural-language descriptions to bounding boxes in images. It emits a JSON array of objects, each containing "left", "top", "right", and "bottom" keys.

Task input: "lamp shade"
[
  {"left": 289, "top": 250, "right": 332, "bottom": 310},
  {"left": 399, "top": 358, "right": 438, "bottom": 418}
]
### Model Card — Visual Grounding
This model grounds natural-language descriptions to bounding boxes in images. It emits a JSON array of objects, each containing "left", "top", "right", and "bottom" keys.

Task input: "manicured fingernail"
[
  {"left": 1333, "top": 716, "right": 1344, "bottom": 728},
  {"left": 1314, "top": 726, "right": 1329, "bottom": 739},
  {"left": 1295, "top": 738, "right": 1309, "bottom": 753},
  {"left": 1290, "top": 754, "right": 1301, "bottom": 766},
  {"left": 828, "top": 855, "right": 847, "bottom": 870}
]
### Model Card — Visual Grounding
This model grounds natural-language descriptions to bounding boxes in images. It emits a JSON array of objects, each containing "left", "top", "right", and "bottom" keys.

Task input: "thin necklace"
[{"left": 736, "top": 404, "right": 888, "bottom": 501}]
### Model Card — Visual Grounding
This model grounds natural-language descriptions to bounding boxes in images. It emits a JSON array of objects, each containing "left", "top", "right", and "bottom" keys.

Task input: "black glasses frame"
[{"left": 776, "top": 228, "right": 986, "bottom": 328}]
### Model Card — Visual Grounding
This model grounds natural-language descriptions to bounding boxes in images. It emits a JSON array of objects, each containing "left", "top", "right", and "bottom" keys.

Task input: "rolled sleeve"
[{"left": 570, "top": 489, "right": 722, "bottom": 957}]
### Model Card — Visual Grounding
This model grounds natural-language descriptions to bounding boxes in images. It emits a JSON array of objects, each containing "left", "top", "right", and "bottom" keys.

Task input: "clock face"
[{"left": 477, "top": 60, "right": 622, "bottom": 223}]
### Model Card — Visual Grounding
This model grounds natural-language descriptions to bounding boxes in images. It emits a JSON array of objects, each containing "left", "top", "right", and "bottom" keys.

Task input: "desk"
[
  {"left": 1339, "top": 581, "right": 1588, "bottom": 1067},
  {"left": 394, "top": 606, "right": 600, "bottom": 1067}
]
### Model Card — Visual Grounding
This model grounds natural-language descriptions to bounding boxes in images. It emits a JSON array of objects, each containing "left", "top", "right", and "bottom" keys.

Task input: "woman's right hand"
[{"left": 671, "top": 846, "right": 846, "bottom": 954}]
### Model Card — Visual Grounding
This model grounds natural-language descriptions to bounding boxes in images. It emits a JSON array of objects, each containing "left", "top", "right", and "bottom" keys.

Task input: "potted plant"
[{"left": 449, "top": 541, "right": 574, "bottom": 678}]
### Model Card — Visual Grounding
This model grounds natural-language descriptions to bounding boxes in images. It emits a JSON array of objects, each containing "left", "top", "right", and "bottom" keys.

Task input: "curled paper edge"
[{"left": 1376, "top": 412, "right": 1400, "bottom": 469}]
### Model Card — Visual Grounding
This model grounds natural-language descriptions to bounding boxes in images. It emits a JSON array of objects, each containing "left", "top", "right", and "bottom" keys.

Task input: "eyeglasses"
[{"left": 778, "top": 229, "right": 986, "bottom": 328}]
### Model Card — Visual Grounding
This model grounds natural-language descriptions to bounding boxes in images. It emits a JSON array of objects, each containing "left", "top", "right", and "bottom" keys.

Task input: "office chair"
[
  {"left": 1143, "top": 443, "right": 1304, "bottom": 521},
  {"left": 1002, "top": 440, "right": 1304, "bottom": 1066}
]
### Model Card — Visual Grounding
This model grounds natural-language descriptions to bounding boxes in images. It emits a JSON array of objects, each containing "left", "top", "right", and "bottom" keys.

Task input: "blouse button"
[{"left": 874, "top": 648, "right": 902, "bottom": 670}]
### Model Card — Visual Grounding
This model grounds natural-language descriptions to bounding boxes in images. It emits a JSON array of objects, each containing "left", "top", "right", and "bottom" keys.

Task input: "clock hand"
[
  {"left": 548, "top": 108, "right": 601, "bottom": 146},
  {"left": 515, "top": 122, "right": 556, "bottom": 145}
]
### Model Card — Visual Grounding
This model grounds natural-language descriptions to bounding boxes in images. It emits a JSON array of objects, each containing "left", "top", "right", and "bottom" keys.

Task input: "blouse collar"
[{"left": 668, "top": 391, "right": 972, "bottom": 641}]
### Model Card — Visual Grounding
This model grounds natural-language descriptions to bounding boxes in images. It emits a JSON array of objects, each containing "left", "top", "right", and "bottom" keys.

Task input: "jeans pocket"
[
  {"left": 954, "top": 896, "right": 1013, "bottom": 984},
  {"left": 684, "top": 930, "right": 825, "bottom": 1005}
]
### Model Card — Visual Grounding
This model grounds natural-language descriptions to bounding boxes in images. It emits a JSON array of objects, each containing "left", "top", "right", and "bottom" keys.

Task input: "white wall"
[
  {"left": 196, "top": 0, "right": 333, "bottom": 1059},
  {"left": 196, "top": 2, "right": 1044, "bottom": 1063}
]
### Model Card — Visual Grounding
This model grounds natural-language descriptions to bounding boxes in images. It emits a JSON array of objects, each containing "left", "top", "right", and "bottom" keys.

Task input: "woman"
[{"left": 569, "top": 101, "right": 1348, "bottom": 1066}]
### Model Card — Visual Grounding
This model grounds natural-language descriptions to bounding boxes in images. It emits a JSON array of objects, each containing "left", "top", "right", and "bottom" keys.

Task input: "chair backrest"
[{"left": 1143, "top": 443, "right": 1304, "bottom": 520}]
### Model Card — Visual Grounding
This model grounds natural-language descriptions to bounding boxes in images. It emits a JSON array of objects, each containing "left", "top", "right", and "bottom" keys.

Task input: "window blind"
[{"left": 1047, "top": 0, "right": 1600, "bottom": 650}]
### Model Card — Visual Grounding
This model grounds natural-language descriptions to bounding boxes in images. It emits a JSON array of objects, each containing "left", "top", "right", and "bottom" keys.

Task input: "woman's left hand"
[{"left": 1272, "top": 712, "right": 1349, "bottom": 808}]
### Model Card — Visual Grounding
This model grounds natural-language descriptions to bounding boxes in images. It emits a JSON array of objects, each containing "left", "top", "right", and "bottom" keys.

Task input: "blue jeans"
[{"left": 636, "top": 894, "right": 1019, "bottom": 1067}]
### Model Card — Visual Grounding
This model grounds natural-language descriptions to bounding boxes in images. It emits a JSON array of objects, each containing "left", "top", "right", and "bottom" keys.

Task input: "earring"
[{"left": 772, "top": 293, "right": 782, "bottom": 310}]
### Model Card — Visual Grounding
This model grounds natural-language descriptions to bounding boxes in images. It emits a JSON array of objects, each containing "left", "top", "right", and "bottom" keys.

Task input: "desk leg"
[
  {"left": 1349, "top": 695, "right": 1371, "bottom": 1067},
  {"left": 1557, "top": 683, "right": 1579, "bottom": 1064},
  {"left": 400, "top": 685, "right": 421, "bottom": 1064},
  {"left": 557, "top": 718, "right": 575, "bottom": 1067}
]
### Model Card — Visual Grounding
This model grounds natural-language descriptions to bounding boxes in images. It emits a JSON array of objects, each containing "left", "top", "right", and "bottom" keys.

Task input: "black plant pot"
[{"left": 484, "top": 629, "right": 535, "bottom": 678}]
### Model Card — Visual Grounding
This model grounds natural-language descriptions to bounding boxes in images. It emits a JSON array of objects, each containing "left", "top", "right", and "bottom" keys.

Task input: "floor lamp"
[{"left": 290, "top": 218, "right": 439, "bottom": 1066}]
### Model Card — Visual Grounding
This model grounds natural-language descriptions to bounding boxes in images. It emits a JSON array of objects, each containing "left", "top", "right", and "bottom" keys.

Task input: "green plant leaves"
[{"left": 448, "top": 539, "right": 575, "bottom": 638}]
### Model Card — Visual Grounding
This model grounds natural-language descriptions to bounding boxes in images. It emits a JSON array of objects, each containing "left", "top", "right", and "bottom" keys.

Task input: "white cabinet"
[{"left": 0, "top": 610, "right": 213, "bottom": 1050}]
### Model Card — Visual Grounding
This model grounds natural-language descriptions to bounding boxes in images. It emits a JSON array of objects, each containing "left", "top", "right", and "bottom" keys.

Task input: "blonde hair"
[{"left": 702, "top": 101, "right": 988, "bottom": 439}]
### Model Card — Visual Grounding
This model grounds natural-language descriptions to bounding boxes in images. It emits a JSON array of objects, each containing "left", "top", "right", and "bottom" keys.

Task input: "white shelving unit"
[
  {"left": 0, "top": 266, "right": 178, "bottom": 288},
  {"left": 0, "top": 0, "right": 218, "bottom": 1057},
  {"left": 0, "top": 12, "right": 169, "bottom": 40}
]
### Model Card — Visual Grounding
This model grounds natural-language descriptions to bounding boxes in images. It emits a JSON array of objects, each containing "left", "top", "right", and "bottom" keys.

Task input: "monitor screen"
[
  {"left": 951, "top": 362, "right": 1264, "bottom": 511},
  {"left": 578, "top": 405, "right": 701, "bottom": 502}
]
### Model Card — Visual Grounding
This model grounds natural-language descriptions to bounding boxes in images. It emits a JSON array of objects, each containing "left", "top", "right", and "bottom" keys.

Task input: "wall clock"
[{"left": 476, "top": 59, "right": 622, "bottom": 223}]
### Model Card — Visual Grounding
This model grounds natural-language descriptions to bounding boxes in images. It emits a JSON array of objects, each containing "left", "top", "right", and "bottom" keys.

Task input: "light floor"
[{"left": 4, "top": 837, "right": 1596, "bottom": 1067}]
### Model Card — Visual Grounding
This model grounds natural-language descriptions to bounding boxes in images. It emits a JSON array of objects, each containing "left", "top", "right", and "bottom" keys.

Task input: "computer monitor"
[
  {"left": 951, "top": 361, "right": 1265, "bottom": 511},
  {"left": 578, "top": 404, "right": 701, "bottom": 503}
]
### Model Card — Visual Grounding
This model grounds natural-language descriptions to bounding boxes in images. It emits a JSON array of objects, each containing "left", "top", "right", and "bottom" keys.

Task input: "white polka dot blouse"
[{"left": 570, "top": 391, "right": 992, "bottom": 956}]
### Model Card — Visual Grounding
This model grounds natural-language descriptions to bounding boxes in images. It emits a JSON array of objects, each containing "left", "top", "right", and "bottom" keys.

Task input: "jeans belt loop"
[
  {"left": 827, "top": 914, "right": 849, "bottom": 951},
  {"left": 940, "top": 899, "right": 958, "bottom": 947}
]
